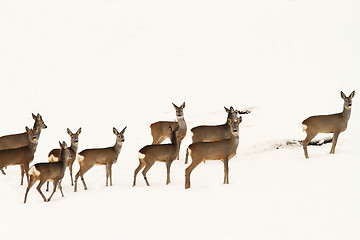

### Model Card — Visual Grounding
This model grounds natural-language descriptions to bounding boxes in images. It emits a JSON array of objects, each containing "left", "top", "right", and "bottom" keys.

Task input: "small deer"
[
  {"left": 302, "top": 91, "right": 355, "bottom": 158},
  {"left": 0, "top": 113, "right": 47, "bottom": 177},
  {"left": 185, "top": 106, "right": 239, "bottom": 164},
  {"left": 0, "top": 127, "right": 41, "bottom": 185},
  {"left": 74, "top": 127, "right": 126, "bottom": 192},
  {"left": 46, "top": 127, "right": 82, "bottom": 191},
  {"left": 185, "top": 117, "right": 241, "bottom": 189},
  {"left": 24, "top": 141, "right": 69, "bottom": 203},
  {"left": 150, "top": 102, "right": 186, "bottom": 159},
  {"left": 133, "top": 125, "right": 179, "bottom": 187}
]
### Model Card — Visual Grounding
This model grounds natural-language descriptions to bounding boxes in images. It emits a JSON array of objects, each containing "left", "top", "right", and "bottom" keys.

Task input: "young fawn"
[
  {"left": 185, "top": 106, "right": 239, "bottom": 164},
  {"left": 185, "top": 117, "right": 241, "bottom": 189},
  {"left": 133, "top": 126, "right": 179, "bottom": 187},
  {"left": 0, "top": 127, "right": 41, "bottom": 185},
  {"left": 302, "top": 91, "right": 355, "bottom": 158},
  {"left": 74, "top": 127, "right": 126, "bottom": 192},
  {"left": 0, "top": 113, "right": 47, "bottom": 176},
  {"left": 24, "top": 141, "right": 69, "bottom": 203},
  {"left": 47, "top": 127, "right": 82, "bottom": 190},
  {"left": 150, "top": 102, "right": 186, "bottom": 159}
]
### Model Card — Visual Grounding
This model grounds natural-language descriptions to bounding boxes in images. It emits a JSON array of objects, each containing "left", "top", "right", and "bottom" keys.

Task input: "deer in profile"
[
  {"left": 74, "top": 127, "right": 126, "bottom": 192},
  {"left": 0, "top": 113, "right": 47, "bottom": 177},
  {"left": 302, "top": 90, "right": 355, "bottom": 158},
  {"left": 46, "top": 127, "right": 82, "bottom": 191},
  {"left": 150, "top": 102, "right": 186, "bottom": 159},
  {"left": 185, "top": 117, "right": 241, "bottom": 189},
  {"left": 24, "top": 141, "right": 69, "bottom": 203},
  {"left": 133, "top": 125, "right": 179, "bottom": 187},
  {"left": 0, "top": 127, "right": 41, "bottom": 185},
  {"left": 185, "top": 106, "right": 239, "bottom": 164}
]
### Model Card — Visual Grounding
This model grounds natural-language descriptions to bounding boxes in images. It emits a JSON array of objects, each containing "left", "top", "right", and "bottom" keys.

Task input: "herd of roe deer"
[{"left": 0, "top": 91, "right": 355, "bottom": 203}]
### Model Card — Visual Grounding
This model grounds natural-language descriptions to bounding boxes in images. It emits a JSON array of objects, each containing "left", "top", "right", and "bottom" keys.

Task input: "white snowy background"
[{"left": 1, "top": 0, "right": 359, "bottom": 239}]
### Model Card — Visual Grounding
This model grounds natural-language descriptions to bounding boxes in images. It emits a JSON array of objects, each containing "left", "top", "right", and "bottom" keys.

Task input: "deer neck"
[
  {"left": 70, "top": 143, "right": 79, "bottom": 155},
  {"left": 341, "top": 106, "right": 352, "bottom": 121},
  {"left": 27, "top": 140, "right": 38, "bottom": 156},
  {"left": 113, "top": 142, "right": 123, "bottom": 155},
  {"left": 177, "top": 117, "right": 186, "bottom": 128}
]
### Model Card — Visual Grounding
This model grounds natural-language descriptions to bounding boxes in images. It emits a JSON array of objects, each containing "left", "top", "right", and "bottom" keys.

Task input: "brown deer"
[
  {"left": 150, "top": 102, "right": 186, "bottom": 159},
  {"left": 0, "top": 126, "right": 41, "bottom": 185},
  {"left": 185, "top": 117, "right": 241, "bottom": 189},
  {"left": 302, "top": 90, "right": 355, "bottom": 158},
  {"left": 185, "top": 106, "right": 239, "bottom": 164},
  {"left": 0, "top": 113, "right": 47, "bottom": 177},
  {"left": 24, "top": 141, "right": 69, "bottom": 203},
  {"left": 133, "top": 125, "right": 179, "bottom": 187},
  {"left": 74, "top": 127, "right": 126, "bottom": 192},
  {"left": 46, "top": 127, "right": 82, "bottom": 191}
]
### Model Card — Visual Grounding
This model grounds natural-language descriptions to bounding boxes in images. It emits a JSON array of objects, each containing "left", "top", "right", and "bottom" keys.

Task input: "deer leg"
[
  {"left": 74, "top": 166, "right": 91, "bottom": 191},
  {"left": 223, "top": 158, "right": 229, "bottom": 184},
  {"left": 185, "top": 159, "right": 201, "bottom": 189},
  {"left": 46, "top": 181, "right": 50, "bottom": 192},
  {"left": 24, "top": 176, "right": 37, "bottom": 203},
  {"left": 1, "top": 169, "right": 5, "bottom": 175},
  {"left": 302, "top": 131, "right": 317, "bottom": 158},
  {"left": 23, "top": 164, "right": 30, "bottom": 185},
  {"left": 106, "top": 164, "right": 113, "bottom": 187},
  {"left": 166, "top": 161, "right": 173, "bottom": 185},
  {"left": 185, "top": 148, "right": 189, "bottom": 164},
  {"left": 142, "top": 161, "right": 155, "bottom": 186},
  {"left": 20, "top": 165, "right": 25, "bottom": 185},
  {"left": 36, "top": 180, "right": 48, "bottom": 202},
  {"left": 58, "top": 180, "right": 64, "bottom": 197},
  {"left": 69, "top": 163, "right": 74, "bottom": 186},
  {"left": 133, "top": 159, "right": 146, "bottom": 187},
  {"left": 47, "top": 180, "right": 58, "bottom": 202},
  {"left": 330, "top": 131, "right": 340, "bottom": 154},
  {"left": 176, "top": 140, "right": 182, "bottom": 160}
]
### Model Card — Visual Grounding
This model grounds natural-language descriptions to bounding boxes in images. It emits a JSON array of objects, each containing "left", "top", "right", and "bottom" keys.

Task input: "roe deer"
[
  {"left": 24, "top": 141, "right": 69, "bottom": 203},
  {"left": 133, "top": 126, "right": 179, "bottom": 187},
  {"left": 74, "top": 127, "right": 126, "bottom": 192},
  {"left": 185, "top": 106, "right": 239, "bottom": 164},
  {"left": 185, "top": 117, "right": 241, "bottom": 189},
  {"left": 150, "top": 102, "right": 186, "bottom": 159},
  {"left": 0, "top": 113, "right": 47, "bottom": 177},
  {"left": 0, "top": 127, "right": 41, "bottom": 185},
  {"left": 302, "top": 91, "right": 355, "bottom": 158},
  {"left": 46, "top": 127, "right": 82, "bottom": 191}
]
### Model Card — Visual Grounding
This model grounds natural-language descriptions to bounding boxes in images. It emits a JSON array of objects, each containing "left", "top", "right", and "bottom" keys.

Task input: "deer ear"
[
  {"left": 350, "top": 90, "right": 355, "bottom": 99},
  {"left": 341, "top": 91, "right": 346, "bottom": 99},
  {"left": 77, "top": 128, "right": 82, "bottom": 134},
  {"left": 172, "top": 103, "right": 178, "bottom": 109},
  {"left": 121, "top": 126, "right": 127, "bottom": 134},
  {"left": 113, "top": 127, "right": 119, "bottom": 134},
  {"left": 181, "top": 102, "right": 185, "bottom": 108},
  {"left": 25, "top": 126, "right": 30, "bottom": 132},
  {"left": 63, "top": 141, "right": 67, "bottom": 148},
  {"left": 67, "top": 128, "right": 72, "bottom": 135},
  {"left": 224, "top": 107, "right": 230, "bottom": 113},
  {"left": 32, "top": 113, "right": 36, "bottom": 120}
]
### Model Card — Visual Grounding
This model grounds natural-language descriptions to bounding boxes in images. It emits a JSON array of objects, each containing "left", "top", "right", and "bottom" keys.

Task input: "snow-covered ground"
[{"left": 1, "top": 1, "right": 360, "bottom": 239}]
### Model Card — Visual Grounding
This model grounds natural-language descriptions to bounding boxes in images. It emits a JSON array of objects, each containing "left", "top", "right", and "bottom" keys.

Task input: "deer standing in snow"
[
  {"left": 74, "top": 127, "right": 126, "bottom": 192},
  {"left": 185, "top": 106, "right": 239, "bottom": 164},
  {"left": 0, "top": 127, "right": 41, "bottom": 185},
  {"left": 0, "top": 113, "right": 47, "bottom": 177},
  {"left": 302, "top": 91, "right": 355, "bottom": 158},
  {"left": 133, "top": 126, "right": 179, "bottom": 187},
  {"left": 24, "top": 141, "right": 69, "bottom": 203},
  {"left": 150, "top": 102, "right": 186, "bottom": 159},
  {"left": 46, "top": 127, "right": 82, "bottom": 191},
  {"left": 185, "top": 117, "right": 241, "bottom": 189}
]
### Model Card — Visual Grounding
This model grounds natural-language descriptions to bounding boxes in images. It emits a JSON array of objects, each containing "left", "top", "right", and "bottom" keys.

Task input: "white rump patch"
[
  {"left": 29, "top": 166, "right": 40, "bottom": 177},
  {"left": 138, "top": 152, "right": 146, "bottom": 160},
  {"left": 77, "top": 154, "right": 85, "bottom": 163},
  {"left": 48, "top": 154, "right": 59, "bottom": 162},
  {"left": 190, "top": 131, "right": 194, "bottom": 137},
  {"left": 302, "top": 124, "right": 307, "bottom": 131},
  {"left": 187, "top": 148, "right": 192, "bottom": 155}
]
